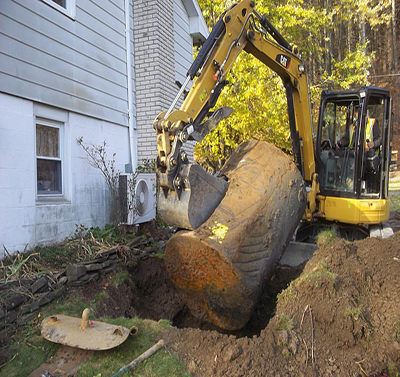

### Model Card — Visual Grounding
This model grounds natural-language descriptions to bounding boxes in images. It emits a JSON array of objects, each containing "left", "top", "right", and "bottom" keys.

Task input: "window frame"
[
  {"left": 35, "top": 118, "right": 64, "bottom": 200},
  {"left": 41, "top": 0, "right": 76, "bottom": 19}
]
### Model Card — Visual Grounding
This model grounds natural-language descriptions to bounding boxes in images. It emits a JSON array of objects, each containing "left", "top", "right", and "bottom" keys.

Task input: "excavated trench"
[
  {"left": 172, "top": 262, "right": 305, "bottom": 337},
  {"left": 100, "top": 257, "right": 306, "bottom": 338}
]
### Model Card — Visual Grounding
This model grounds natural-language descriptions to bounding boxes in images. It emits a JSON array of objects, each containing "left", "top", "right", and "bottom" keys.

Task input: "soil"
[
  {"left": 72, "top": 230, "right": 399, "bottom": 376},
  {"left": 164, "top": 233, "right": 400, "bottom": 377},
  {"left": 2, "top": 220, "right": 399, "bottom": 376}
]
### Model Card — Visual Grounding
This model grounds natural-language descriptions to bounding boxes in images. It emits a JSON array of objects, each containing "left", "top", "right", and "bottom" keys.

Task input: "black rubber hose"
[{"left": 186, "top": 17, "right": 226, "bottom": 80}]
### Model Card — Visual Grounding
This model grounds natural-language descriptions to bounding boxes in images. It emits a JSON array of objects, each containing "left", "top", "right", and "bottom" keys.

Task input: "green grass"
[
  {"left": 0, "top": 331, "right": 60, "bottom": 377},
  {"left": 110, "top": 270, "right": 130, "bottom": 288},
  {"left": 390, "top": 194, "right": 400, "bottom": 211},
  {"left": 1, "top": 296, "right": 189, "bottom": 377},
  {"left": 294, "top": 263, "right": 337, "bottom": 286},
  {"left": 345, "top": 306, "right": 363, "bottom": 320},
  {"left": 316, "top": 228, "right": 336, "bottom": 247},
  {"left": 275, "top": 314, "right": 293, "bottom": 332}
]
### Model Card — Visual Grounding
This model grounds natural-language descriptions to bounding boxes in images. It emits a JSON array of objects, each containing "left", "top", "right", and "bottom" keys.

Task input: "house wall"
[
  {"left": 0, "top": 0, "right": 205, "bottom": 256},
  {"left": 174, "top": 0, "right": 193, "bottom": 85},
  {"left": 0, "top": 93, "right": 129, "bottom": 257},
  {"left": 0, "top": 0, "right": 133, "bottom": 127}
]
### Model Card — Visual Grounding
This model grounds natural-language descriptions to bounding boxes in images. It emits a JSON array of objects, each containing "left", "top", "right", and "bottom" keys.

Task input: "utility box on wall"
[{"left": 119, "top": 173, "right": 156, "bottom": 224}]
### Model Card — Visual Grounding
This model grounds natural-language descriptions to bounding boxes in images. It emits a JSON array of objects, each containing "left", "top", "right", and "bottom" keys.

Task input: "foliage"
[
  {"left": 316, "top": 228, "right": 337, "bottom": 247},
  {"left": 77, "top": 138, "right": 120, "bottom": 206},
  {"left": 138, "top": 158, "right": 156, "bottom": 173},
  {"left": 194, "top": 0, "right": 391, "bottom": 171},
  {"left": 321, "top": 43, "right": 373, "bottom": 90},
  {"left": 0, "top": 224, "right": 137, "bottom": 282},
  {"left": 76, "top": 138, "right": 139, "bottom": 224},
  {"left": 390, "top": 194, "right": 400, "bottom": 212},
  {"left": 0, "top": 249, "right": 40, "bottom": 283}
]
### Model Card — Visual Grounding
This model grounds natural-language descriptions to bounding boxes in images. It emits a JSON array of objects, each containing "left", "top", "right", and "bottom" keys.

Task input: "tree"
[{"left": 194, "top": 0, "right": 394, "bottom": 172}]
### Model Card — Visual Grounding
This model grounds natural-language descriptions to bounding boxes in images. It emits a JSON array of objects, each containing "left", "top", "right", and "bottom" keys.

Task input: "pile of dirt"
[{"left": 164, "top": 233, "right": 400, "bottom": 377}]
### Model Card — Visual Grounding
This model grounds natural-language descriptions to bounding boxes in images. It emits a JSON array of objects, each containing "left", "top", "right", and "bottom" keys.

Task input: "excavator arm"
[
  {"left": 156, "top": 0, "right": 316, "bottom": 330},
  {"left": 154, "top": 0, "right": 315, "bottom": 190},
  {"left": 154, "top": 0, "right": 318, "bottom": 229}
]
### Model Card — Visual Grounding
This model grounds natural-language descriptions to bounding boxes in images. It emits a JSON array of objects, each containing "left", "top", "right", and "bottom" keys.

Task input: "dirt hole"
[
  {"left": 172, "top": 263, "right": 305, "bottom": 338},
  {"left": 97, "top": 258, "right": 305, "bottom": 338}
]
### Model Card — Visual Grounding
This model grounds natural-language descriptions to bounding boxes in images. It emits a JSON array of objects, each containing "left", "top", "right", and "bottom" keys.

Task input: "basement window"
[
  {"left": 41, "top": 0, "right": 76, "bottom": 19},
  {"left": 36, "top": 120, "right": 63, "bottom": 196}
]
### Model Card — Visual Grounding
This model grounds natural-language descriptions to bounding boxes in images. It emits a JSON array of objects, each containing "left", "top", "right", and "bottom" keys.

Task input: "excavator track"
[{"left": 164, "top": 140, "right": 306, "bottom": 330}]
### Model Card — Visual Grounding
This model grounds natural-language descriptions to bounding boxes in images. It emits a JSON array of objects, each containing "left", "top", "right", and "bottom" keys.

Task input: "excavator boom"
[{"left": 155, "top": 0, "right": 316, "bottom": 231}]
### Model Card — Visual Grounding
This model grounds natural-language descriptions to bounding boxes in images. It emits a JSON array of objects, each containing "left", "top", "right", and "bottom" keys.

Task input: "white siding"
[
  {"left": 0, "top": 0, "right": 133, "bottom": 126},
  {"left": 174, "top": 0, "right": 193, "bottom": 85},
  {"left": 0, "top": 93, "right": 130, "bottom": 257}
]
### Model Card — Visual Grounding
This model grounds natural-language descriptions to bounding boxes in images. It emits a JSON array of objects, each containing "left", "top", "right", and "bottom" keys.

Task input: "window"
[
  {"left": 36, "top": 120, "right": 63, "bottom": 196},
  {"left": 319, "top": 99, "right": 359, "bottom": 193},
  {"left": 41, "top": 0, "right": 76, "bottom": 19}
]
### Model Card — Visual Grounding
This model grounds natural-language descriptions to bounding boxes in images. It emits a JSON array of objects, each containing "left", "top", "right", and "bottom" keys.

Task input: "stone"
[
  {"left": 82, "top": 257, "right": 107, "bottom": 265},
  {"left": 0, "top": 279, "right": 32, "bottom": 290},
  {"left": 101, "top": 260, "right": 112, "bottom": 269},
  {"left": 51, "top": 286, "right": 66, "bottom": 301},
  {"left": 86, "top": 273, "right": 99, "bottom": 283},
  {"left": 100, "top": 248, "right": 118, "bottom": 257},
  {"left": 58, "top": 276, "right": 68, "bottom": 286},
  {"left": 4, "top": 311, "right": 18, "bottom": 326},
  {"left": 31, "top": 276, "right": 49, "bottom": 294},
  {"left": 70, "top": 280, "right": 87, "bottom": 287},
  {"left": 144, "top": 246, "right": 158, "bottom": 253},
  {"left": 4, "top": 294, "right": 25, "bottom": 310},
  {"left": 79, "top": 274, "right": 90, "bottom": 282},
  {"left": 101, "top": 265, "right": 118, "bottom": 274},
  {"left": 38, "top": 287, "right": 66, "bottom": 306},
  {"left": 127, "top": 236, "right": 145, "bottom": 248},
  {"left": 221, "top": 345, "right": 242, "bottom": 362},
  {"left": 66, "top": 265, "right": 86, "bottom": 282},
  {"left": 19, "top": 301, "right": 40, "bottom": 315},
  {"left": 17, "top": 312, "right": 38, "bottom": 326},
  {"left": 54, "top": 271, "right": 66, "bottom": 280},
  {"left": 85, "top": 263, "right": 102, "bottom": 272},
  {"left": 38, "top": 292, "right": 53, "bottom": 306},
  {"left": 157, "top": 241, "right": 167, "bottom": 251}
]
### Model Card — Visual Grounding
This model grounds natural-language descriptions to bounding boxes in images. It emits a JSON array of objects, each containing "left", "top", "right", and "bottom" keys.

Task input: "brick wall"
[
  {"left": 133, "top": 0, "right": 176, "bottom": 165},
  {"left": 133, "top": 0, "right": 195, "bottom": 166}
]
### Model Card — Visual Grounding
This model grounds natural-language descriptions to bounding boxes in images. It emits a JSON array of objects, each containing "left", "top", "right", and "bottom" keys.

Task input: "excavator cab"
[
  {"left": 316, "top": 87, "right": 392, "bottom": 199},
  {"left": 309, "top": 87, "right": 393, "bottom": 240}
]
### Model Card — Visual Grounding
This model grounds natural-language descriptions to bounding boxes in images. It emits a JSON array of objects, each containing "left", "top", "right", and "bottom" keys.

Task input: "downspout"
[{"left": 125, "top": 0, "right": 138, "bottom": 171}]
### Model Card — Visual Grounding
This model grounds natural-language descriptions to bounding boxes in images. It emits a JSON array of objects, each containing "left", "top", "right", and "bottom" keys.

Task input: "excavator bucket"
[
  {"left": 164, "top": 140, "right": 306, "bottom": 330},
  {"left": 157, "top": 164, "right": 228, "bottom": 230}
]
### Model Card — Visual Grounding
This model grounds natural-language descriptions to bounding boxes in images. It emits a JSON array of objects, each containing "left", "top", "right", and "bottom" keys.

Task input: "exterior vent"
[{"left": 119, "top": 173, "right": 156, "bottom": 224}]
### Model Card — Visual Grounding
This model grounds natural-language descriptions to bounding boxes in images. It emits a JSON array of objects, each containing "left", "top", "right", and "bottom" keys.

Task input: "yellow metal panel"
[{"left": 318, "top": 196, "right": 390, "bottom": 224}]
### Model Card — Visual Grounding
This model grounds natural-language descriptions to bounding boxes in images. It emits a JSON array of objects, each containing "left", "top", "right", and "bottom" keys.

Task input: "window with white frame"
[
  {"left": 36, "top": 120, "right": 63, "bottom": 196},
  {"left": 41, "top": 0, "right": 76, "bottom": 19}
]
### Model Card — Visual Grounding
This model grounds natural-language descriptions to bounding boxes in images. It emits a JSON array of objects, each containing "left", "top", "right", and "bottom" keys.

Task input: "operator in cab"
[
  {"left": 336, "top": 108, "right": 381, "bottom": 152},
  {"left": 336, "top": 107, "right": 382, "bottom": 193}
]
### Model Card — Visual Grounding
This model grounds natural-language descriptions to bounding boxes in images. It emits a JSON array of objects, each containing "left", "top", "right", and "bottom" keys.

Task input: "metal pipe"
[
  {"left": 164, "top": 75, "right": 191, "bottom": 119},
  {"left": 125, "top": 0, "right": 137, "bottom": 171}
]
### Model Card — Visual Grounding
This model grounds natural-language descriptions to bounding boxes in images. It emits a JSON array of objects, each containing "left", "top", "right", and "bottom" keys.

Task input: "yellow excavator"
[{"left": 153, "top": 0, "right": 393, "bottom": 330}]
